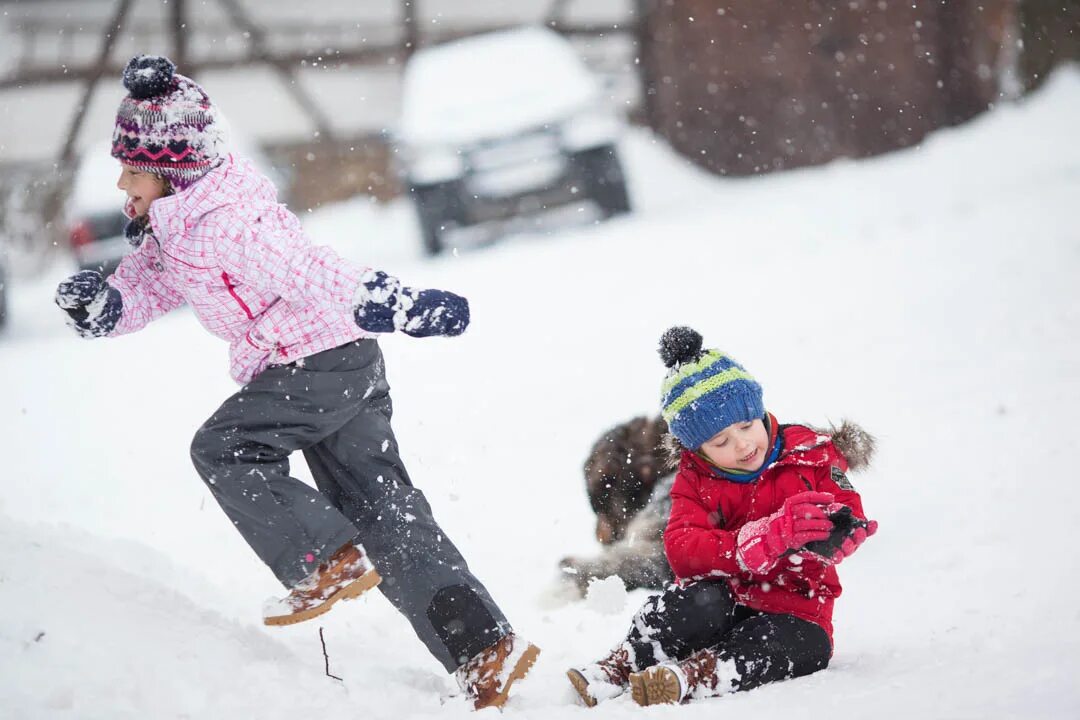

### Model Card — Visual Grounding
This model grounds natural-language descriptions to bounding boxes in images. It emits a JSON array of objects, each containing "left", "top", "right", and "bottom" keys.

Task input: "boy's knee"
[
  {"left": 669, "top": 581, "right": 735, "bottom": 626},
  {"left": 680, "top": 580, "right": 733, "bottom": 607},
  {"left": 635, "top": 581, "right": 735, "bottom": 657},
  {"left": 797, "top": 621, "right": 832, "bottom": 675},
  {"left": 763, "top": 615, "right": 832, "bottom": 678}
]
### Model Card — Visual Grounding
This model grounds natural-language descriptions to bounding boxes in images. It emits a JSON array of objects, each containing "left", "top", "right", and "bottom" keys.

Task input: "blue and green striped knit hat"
[{"left": 658, "top": 326, "right": 764, "bottom": 450}]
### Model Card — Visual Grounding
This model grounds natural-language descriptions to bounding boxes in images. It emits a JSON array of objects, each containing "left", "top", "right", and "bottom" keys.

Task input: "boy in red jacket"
[{"left": 567, "top": 327, "right": 878, "bottom": 707}]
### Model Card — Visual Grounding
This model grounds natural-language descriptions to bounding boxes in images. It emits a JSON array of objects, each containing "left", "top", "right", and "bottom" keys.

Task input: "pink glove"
[
  {"left": 735, "top": 491, "right": 835, "bottom": 574},
  {"left": 825, "top": 519, "right": 879, "bottom": 565}
]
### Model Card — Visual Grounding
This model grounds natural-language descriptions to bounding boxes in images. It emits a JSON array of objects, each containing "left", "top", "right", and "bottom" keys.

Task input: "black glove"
[
  {"left": 353, "top": 270, "right": 470, "bottom": 338},
  {"left": 55, "top": 270, "right": 123, "bottom": 338},
  {"left": 799, "top": 506, "right": 869, "bottom": 559}
]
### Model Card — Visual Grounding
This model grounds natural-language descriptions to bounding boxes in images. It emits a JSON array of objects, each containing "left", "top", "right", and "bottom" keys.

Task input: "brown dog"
[{"left": 560, "top": 415, "right": 675, "bottom": 595}]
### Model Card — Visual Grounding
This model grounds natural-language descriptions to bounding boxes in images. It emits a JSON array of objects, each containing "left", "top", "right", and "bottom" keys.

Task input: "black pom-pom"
[
  {"left": 122, "top": 55, "right": 176, "bottom": 100},
  {"left": 658, "top": 326, "right": 703, "bottom": 368}
]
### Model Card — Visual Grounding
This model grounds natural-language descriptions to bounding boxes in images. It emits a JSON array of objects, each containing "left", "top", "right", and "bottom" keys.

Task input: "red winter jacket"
[{"left": 664, "top": 414, "right": 868, "bottom": 644}]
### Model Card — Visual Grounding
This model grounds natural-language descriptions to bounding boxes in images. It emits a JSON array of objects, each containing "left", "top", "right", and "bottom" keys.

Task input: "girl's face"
[
  {"left": 116, "top": 164, "right": 167, "bottom": 217},
  {"left": 699, "top": 418, "right": 769, "bottom": 471}
]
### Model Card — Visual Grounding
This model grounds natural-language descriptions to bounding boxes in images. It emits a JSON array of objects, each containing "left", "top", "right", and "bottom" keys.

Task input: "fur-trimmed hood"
[
  {"left": 663, "top": 417, "right": 876, "bottom": 474},
  {"left": 815, "top": 419, "right": 875, "bottom": 472}
]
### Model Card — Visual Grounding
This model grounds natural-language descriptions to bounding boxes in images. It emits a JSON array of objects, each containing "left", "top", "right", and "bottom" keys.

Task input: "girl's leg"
[
  {"left": 189, "top": 348, "right": 368, "bottom": 588},
  {"left": 299, "top": 341, "right": 512, "bottom": 674},
  {"left": 633, "top": 611, "right": 831, "bottom": 705}
]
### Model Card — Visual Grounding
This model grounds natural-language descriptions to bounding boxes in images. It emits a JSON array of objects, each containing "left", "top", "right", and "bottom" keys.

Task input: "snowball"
[{"left": 584, "top": 575, "right": 627, "bottom": 615}]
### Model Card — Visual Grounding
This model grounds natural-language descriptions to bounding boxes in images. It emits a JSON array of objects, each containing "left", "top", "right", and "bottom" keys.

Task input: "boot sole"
[
  {"left": 566, "top": 668, "right": 598, "bottom": 708},
  {"left": 263, "top": 568, "right": 382, "bottom": 627},
  {"left": 477, "top": 643, "right": 541, "bottom": 710},
  {"left": 630, "top": 667, "right": 681, "bottom": 706}
]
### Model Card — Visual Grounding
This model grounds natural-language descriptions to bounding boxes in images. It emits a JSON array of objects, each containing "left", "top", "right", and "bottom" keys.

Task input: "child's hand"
[
  {"left": 820, "top": 517, "right": 878, "bottom": 566},
  {"left": 124, "top": 215, "right": 152, "bottom": 248},
  {"left": 399, "top": 289, "right": 469, "bottom": 338},
  {"left": 353, "top": 270, "right": 402, "bottom": 333},
  {"left": 55, "top": 270, "right": 123, "bottom": 338},
  {"left": 798, "top": 505, "right": 868, "bottom": 561},
  {"left": 353, "top": 270, "right": 470, "bottom": 338},
  {"left": 56, "top": 270, "right": 108, "bottom": 310},
  {"left": 735, "top": 491, "right": 835, "bottom": 574}
]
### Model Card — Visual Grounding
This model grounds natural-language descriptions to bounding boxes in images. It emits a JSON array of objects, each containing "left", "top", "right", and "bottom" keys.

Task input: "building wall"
[
  {"left": 1021, "top": 0, "right": 1080, "bottom": 90},
  {"left": 637, "top": 0, "right": 1018, "bottom": 176}
]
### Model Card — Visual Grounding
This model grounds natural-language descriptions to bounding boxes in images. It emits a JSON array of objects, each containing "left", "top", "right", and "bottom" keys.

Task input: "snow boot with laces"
[
  {"left": 454, "top": 632, "right": 540, "bottom": 710},
  {"left": 262, "top": 542, "right": 380, "bottom": 626},
  {"left": 630, "top": 646, "right": 729, "bottom": 706},
  {"left": 566, "top": 640, "right": 637, "bottom": 707}
]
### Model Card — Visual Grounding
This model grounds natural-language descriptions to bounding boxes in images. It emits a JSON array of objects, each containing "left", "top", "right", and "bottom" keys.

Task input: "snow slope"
[{"left": 2, "top": 68, "right": 1079, "bottom": 719}]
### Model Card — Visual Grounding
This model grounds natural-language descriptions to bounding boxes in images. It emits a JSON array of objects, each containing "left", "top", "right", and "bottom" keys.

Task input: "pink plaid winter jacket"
[{"left": 107, "top": 154, "right": 374, "bottom": 383}]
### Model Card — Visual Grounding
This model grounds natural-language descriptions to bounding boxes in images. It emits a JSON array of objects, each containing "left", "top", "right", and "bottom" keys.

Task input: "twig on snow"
[{"left": 319, "top": 626, "right": 343, "bottom": 682}]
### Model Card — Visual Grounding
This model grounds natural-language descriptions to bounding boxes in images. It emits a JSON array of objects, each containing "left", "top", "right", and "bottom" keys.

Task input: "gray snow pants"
[{"left": 190, "top": 339, "right": 510, "bottom": 671}]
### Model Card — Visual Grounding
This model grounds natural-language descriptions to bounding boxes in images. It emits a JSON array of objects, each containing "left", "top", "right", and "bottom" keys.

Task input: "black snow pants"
[
  {"left": 190, "top": 339, "right": 509, "bottom": 671},
  {"left": 624, "top": 580, "right": 831, "bottom": 696}
]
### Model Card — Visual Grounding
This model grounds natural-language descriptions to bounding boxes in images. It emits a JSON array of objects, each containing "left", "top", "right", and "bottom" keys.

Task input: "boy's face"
[
  {"left": 116, "top": 164, "right": 167, "bottom": 217},
  {"left": 699, "top": 418, "right": 769, "bottom": 471}
]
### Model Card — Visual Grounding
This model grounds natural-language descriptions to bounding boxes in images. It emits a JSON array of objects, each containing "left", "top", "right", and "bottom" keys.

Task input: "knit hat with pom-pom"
[
  {"left": 111, "top": 55, "right": 226, "bottom": 190},
  {"left": 658, "top": 326, "right": 764, "bottom": 450}
]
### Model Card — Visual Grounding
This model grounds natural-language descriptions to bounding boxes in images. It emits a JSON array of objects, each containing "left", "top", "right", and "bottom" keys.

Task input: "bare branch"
[
  {"left": 58, "top": 0, "right": 133, "bottom": 166},
  {"left": 216, "top": 0, "right": 336, "bottom": 141},
  {"left": 0, "top": 22, "right": 636, "bottom": 91},
  {"left": 319, "top": 627, "right": 343, "bottom": 682}
]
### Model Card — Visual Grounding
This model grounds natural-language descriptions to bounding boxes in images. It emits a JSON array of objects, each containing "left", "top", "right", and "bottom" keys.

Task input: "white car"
[{"left": 397, "top": 26, "right": 631, "bottom": 255}]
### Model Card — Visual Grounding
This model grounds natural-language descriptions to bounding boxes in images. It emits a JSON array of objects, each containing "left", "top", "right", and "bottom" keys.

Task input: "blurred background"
[
  {"left": 0, "top": 0, "right": 1077, "bottom": 324},
  {"left": 1, "top": 4, "right": 1079, "bottom": 715}
]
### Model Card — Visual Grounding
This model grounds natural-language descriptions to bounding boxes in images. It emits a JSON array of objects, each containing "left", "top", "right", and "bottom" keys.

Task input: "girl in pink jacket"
[{"left": 54, "top": 55, "right": 537, "bottom": 710}]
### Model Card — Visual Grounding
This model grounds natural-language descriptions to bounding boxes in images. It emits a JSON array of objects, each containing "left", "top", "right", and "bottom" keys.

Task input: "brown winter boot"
[
  {"left": 566, "top": 641, "right": 635, "bottom": 707},
  {"left": 629, "top": 647, "right": 722, "bottom": 706},
  {"left": 262, "top": 543, "right": 381, "bottom": 626},
  {"left": 629, "top": 666, "right": 684, "bottom": 706},
  {"left": 455, "top": 633, "right": 541, "bottom": 710}
]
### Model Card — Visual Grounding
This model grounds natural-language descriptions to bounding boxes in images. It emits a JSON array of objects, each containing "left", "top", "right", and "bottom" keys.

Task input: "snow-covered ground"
[{"left": 2, "top": 68, "right": 1079, "bottom": 719}]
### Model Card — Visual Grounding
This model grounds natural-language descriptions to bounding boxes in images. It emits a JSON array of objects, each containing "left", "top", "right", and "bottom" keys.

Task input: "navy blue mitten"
[
  {"left": 399, "top": 288, "right": 469, "bottom": 338},
  {"left": 353, "top": 270, "right": 470, "bottom": 338},
  {"left": 353, "top": 270, "right": 400, "bottom": 334},
  {"left": 124, "top": 216, "right": 152, "bottom": 248},
  {"left": 55, "top": 270, "right": 123, "bottom": 338}
]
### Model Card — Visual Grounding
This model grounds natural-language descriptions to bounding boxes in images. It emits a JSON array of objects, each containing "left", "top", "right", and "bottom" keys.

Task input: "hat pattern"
[
  {"left": 111, "top": 55, "right": 226, "bottom": 190},
  {"left": 658, "top": 327, "right": 765, "bottom": 450}
]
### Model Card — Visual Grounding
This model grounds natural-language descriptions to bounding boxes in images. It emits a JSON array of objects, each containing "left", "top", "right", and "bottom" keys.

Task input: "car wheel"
[
  {"left": 574, "top": 144, "right": 631, "bottom": 218},
  {"left": 411, "top": 182, "right": 467, "bottom": 256}
]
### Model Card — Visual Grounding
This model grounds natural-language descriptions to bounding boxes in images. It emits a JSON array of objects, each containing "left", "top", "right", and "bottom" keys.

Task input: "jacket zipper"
[{"left": 221, "top": 271, "right": 254, "bottom": 320}]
